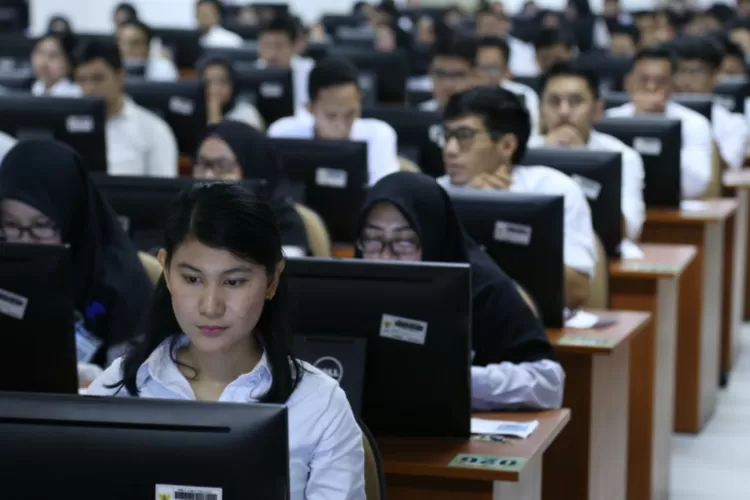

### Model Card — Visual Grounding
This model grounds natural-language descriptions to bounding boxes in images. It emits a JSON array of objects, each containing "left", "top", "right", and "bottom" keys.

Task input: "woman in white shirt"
[
  {"left": 200, "top": 57, "right": 265, "bottom": 130},
  {"left": 87, "top": 182, "right": 365, "bottom": 500},
  {"left": 30, "top": 32, "right": 81, "bottom": 97}
]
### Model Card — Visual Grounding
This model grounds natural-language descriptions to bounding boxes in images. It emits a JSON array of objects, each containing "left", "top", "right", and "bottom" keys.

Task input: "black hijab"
[
  {"left": 0, "top": 140, "right": 152, "bottom": 352},
  {"left": 358, "top": 172, "right": 556, "bottom": 367},
  {"left": 203, "top": 120, "right": 309, "bottom": 251},
  {"left": 199, "top": 57, "right": 240, "bottom": 115}
]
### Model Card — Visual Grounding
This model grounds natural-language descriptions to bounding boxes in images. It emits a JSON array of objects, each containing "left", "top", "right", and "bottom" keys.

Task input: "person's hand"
[
  {"left": 468, "top": 168, "right": 512, "bottom": 190},
  {"left": 632, "top": 91, "right": 666, "bottom": 114},
  {"left": 206, "top": 92, "right": 224, "bottom": 124},
  {"left": 545, "top": 125, "right": 586, "bottom": 147}
]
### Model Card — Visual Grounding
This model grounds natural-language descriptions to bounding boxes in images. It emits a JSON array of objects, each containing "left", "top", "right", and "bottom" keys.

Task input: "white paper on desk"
[
  {"left": 619, "top": 239, "right": 645, "bottom": 259},
  {"left": 565, "top": 310, "right": 600, "bottom": 329},
  {"left": 471, "top": 418, "right": 539, "bottom": 439},
  {"left": 680, "top": 200, "right": 708, "bottom": 212}
]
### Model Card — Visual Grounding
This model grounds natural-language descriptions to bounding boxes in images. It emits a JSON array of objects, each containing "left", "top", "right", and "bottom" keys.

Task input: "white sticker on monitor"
[
  {"left": 380, "top": 314, "right": 428, "bottom": 345},
  {"left": 155, "top": 484, "right": 223, "bottom": 500},
  {"left": 0, "top": 287, "right": 28, "bottom": 320},
  {"left": 571, "top": 174, "right": 602, "bottom": 200},
  {"left": 493, "top": 221, "right": 532, "bottom": 246},
  {"left": 66, "top": 115, "right": 94, "bottom": 134},
  {"left": 260, "top": 82, "right": 283, "bottom": 98},
  {"left": 168, "top": 96, "right": 195, "bottom": 116},
  {"left": 315, "top": 167, "right": 348, "bottom": 188},
  {"left": 428, "top": 124, "right": 442, "bottom": 145},
  {"left": 632, "top": 137, "right": 662, "bottom": 156}
]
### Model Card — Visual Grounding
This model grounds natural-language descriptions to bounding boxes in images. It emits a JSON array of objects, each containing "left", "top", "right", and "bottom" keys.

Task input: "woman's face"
[
  {"left": 49, "top": 19, "right": 70, "bottom": 35},
  {"left": 0, "top": 199, "right": 61, "bottom": 245},
  {"left": 360, "top": 202, "right": 422, "bottom": 261},
  {"left": 31, "top": 38, "right": 70, "bottom": 85},
  {"left": 194, "top": 137, "right": 243, "bottom": 181},
  {"left": 203, "top": 64, "right": 233, "bottom": 107},
  {"left": 161, "top": 239, "right": 282, "bottom": 355}
]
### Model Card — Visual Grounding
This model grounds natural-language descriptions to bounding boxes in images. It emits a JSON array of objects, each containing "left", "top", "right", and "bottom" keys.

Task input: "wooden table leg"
[
  {"left": 387, "top": 476, "right": 492, "bottom": 500},
  {"left": 495, "top": 454, "right": 542, "bottom": 500}
]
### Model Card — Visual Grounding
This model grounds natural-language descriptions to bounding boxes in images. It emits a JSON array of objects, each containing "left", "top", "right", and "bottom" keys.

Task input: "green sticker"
[
  {"left": 448, "top": 454, "right": 527, "bottom": 472},
  {"left": 621, "top": 263, "right": 679, "bottom": 273},
  {"left": 557, "top": 335, "right": 617, "bottom": 348}
]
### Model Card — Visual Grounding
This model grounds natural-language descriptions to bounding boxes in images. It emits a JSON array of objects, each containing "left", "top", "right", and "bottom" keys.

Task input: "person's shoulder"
[
  {"left": 669, "top": 102, "right": 711, "bottom": 130},
  {"left": 353, "top": 118, "right": 397, "bottom": 141},
  {"left": 129, "top": 101, "right": 170, "bottom": 129},
  {"left": 84, "top": 357, "right": 127, "bottom": 396},
  {"left": 288, "top": 361, "right": 348, "bottom": 410},
  {"left": 514, "top": 165, "right": 580, "bottom": 192},
  {"left": 267, "top": 115, "right": 313, "bottom": 137},
  {"left": 501, "top": 79, "right": 534, "bottom": 96},
  {"left": 591, "top": 130, "right": 638, "bottom": 155},
  {"left": 604, "top": 102, "right": 634, "bottom": 116}
]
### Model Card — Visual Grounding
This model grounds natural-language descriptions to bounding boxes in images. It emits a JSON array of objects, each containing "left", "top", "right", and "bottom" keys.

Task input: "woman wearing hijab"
[
  {"left": 31, "top": 31, "right": 81, "bottom": 97},
  {"left": 0, "top": 140, "right": 153, "bottom": 366},
  {"left": 47, "top": 15, "right": 73, "bottom": 35},
  {"left": 194, "top": 120, "right": 309, "bottom": 257},
  {"left": 357, "top": 172, "right": 564, "bottom": 410},
  {"left": 200, "top": 57, "right": 265, "bottom": 130}
]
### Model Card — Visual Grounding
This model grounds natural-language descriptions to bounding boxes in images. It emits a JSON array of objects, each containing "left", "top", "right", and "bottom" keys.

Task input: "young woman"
[
  {"left": 0, "top": 140, "right": 152, "bottom": 365},
  {"left": 86, "top": 182, "right": 365, "bottom": 499},
  {"left": 31, "top": 32, "right": 81, "bottom": 97},
  {"left": 357, "top": 172, "right": 565, "bottom": 410},
  {"left": 200, "top": 57, "right": 265, "bottom": 130},
  {"left": 47, "top": 15, "right": 73, "bottom": 35},
  {"left": 194, "top": 120, "right": 309, "bottom": 257}
]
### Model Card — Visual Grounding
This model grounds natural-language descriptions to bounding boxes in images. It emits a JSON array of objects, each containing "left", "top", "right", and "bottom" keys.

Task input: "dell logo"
[{"left": 314, "top": 356, "right": 344, "bottom": 382}]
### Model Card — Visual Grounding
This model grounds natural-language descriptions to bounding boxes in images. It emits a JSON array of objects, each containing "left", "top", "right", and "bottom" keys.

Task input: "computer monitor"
[
  {"left": 234, "top": 67, "right": 294, "bottom": 126},
  {"left": 151, "top": 28, "right": 202, "bottom": 69},
  {"left": 124, "top": 79, "right": 207, "bottom": 156},
  {"left": 512, "top": 76, "right": 541, "bottom": 94},
  {"left": 603, "top": 91, "right": 714, "bottom": 120},
  {"left": 713, "top": 77, "right": 750, "bottom": 114},
  {"left": 321, "top": 14, "right": 369, "bottom": 35},
  {"left": 269, "top": 138, "right": 368, "bottom": 243},
  {"left": 450, "top": 191, "right": 565, "bottom": 328},
  {"left": 328, "top": 47, "right": 409, "bottom": 104},
  {"left": 0, "top": 94, "right": 107, "bottom": 171},
  {"left": 0, "top": 33, "right": 34, "bottom": 71},
  {"left": 333, "top": 29, "right": 375, "bottom": 49},
  {"left": 285, "top": 257, "right": 471, "bottom": 437},
  {"left": 577, "top": 52, "right": 631, "bottom": 92},
  {"left": 595, "top": 116, "right": 682, "bottom": 208},
  {"left": 406, "top": 88, "right": 433, "bottom": 107},
  {"left": 92, "top": 175, "right": 267, "bottom": 251},
  {"left": 201, "top": 46, "right": 259, "bottom": 71},
  {"left": 0, "top": 392, "right": 290, "bottom": 499},
  {"left": 222, "top": 22, "right": 260, "bottom": 41},
  {"left": 0, "top": 243, "right": 77, "bottom": 394},
  {"left": 361, "top": 107, "right": 444, "bottom": 177},
  {"left": 521, "top": 147, "right": 622, "bottom": 257},
  {"left": 0, "top": 69, "right": 33, "bottom": 92}
]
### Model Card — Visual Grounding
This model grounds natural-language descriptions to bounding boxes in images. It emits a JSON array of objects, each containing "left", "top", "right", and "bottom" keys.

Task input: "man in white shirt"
[
  {"left": 673, "top": 35, "right": 749, "bottom": 171},
  {"left": 418, "top": 36, "right": 479, "bottom": 112},
  {"left": 268, "top": 57, "right": 399, "bottom": 185},
  {"left": 606, "top": 47, "right": 713, "bottom": 199},
  {"left": 196, "top": 0, "right": 243, "bottom": 48},
  {"left": 534, "top": 28, "right": 575, "bottom": 75},
  {"left": 529, "top": 61, "right": 646, "bottom": 241},
  {"left": 475, "top": 5, "right": 539, "bottom": 77},
  {"left": 74, "top": 41, "right": 178, "bottom": 178},
  {"left": 437, "top": 86, "right": 597, "bottom": 309},
  {"left": 117, "top": 20, "right": 179, "bottom": 82}
]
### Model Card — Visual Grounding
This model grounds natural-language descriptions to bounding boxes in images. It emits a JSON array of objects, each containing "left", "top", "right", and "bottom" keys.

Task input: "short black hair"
[
  {"left": 120, "top": 19, "right": 153, "bottom": 44},
  {"left": 443, "top": 86, "right": 531, "bottom": 165},
  {"left": 259, "top": 15, "right": 299, "bottom": 42},
  {"left": 539, "top": 61, "right": 600, "bottom": 99},
  {"left": 431, "top": 35, "right": 478, "bottom": 66},
  {"left": 610, "top": 22, "right": 640, "bottom": 46},
  {"left": 74, "top": 40, "right": 123, "bottom": 71},
  {"left": 723, "top": 39, "right": 745, "bottom": 61},
  {"left": 705, "top": 4, "right": 735, "bottom": 24},
  {"left": 308, "top": 57, "right": 360, "bottom": 101},
  {"left": 673, "top": 35, "right": 724, "bottom": 70},
  {"left": 196, "top": 0, "right": 224, "bottom": 18},
  {"left": 728, "top": 18, "right": 750, "bottom": 34},
  {"left": 534, "top": 28, "right": 575, "bottom": 50},
  {"left": 632, "top": 46, "right": 677, "bottom": 74},
  {"left": 114, "top": 2, "right": 138, "bottom": 20},
  {"left": 477, "top": 36, "right": 510, "bottom": 65},
  {"left": 476, "top": 5, "right": 505, "bottom": 20}
]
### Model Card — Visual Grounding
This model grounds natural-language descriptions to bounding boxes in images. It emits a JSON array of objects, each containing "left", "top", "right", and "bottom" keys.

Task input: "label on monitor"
[
  {"left": 571, "top": 174, "right": 602, "bottom": 201},
  {"left": 315, "top": 167, "right": 348, "bottom": 188},
  {"left": 155, "top": 484, "right": 223, "bottom": 500},
  {"left": 632, "top": 137, "right": 662, "bottom": 156},
  {"left": 493, "top": 221, "right": 532, "bottom": 246},
  {"left": 66, "top": 115, "right": 94, "bottom": 134},
  {"left": 428, "top": 124, "right": 442, "bottom": 145},
  {"left": 260, "top": 82, "right": 283, "bottom": 98},
  {"left": 168, "top": 96, "right": 195, "bottom": 116},
  {"left": 0, "top": 286, "right": 28, "bottom": 320},
  {"left": 380, "top": 314, "right": 428, "bottom": 345}
]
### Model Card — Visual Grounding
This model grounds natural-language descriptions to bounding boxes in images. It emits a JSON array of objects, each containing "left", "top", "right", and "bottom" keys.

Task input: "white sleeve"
[
  {"left": 471, "top": 360, "right": 565, "bottom": 410},
  {"left": 680, "top": 116, "right": 713, "bottom": 199},
  {"left": 149, "top": 58, "right": 179, "bottom": 82},
  {"left": 563, "top": 183, "right": 598, "bottom": 277},
  {"left": 368, "top": 124, "right": 400, "bottom": 185},
  {"left": 84, "top": 357, "right": 128, "bottom": 396},
  {"left": 714, "top": 111, "right": 749, "bottom": 171},
  {"left": 524, "top": 88, "right": 541, "bottom": 137},
  {"left": 227, "top": 102, "right": 266, "bottom": 131},
  {"left": 621, "top": 148, "right": 646, "bottom": 241},
  {"left": 146, "top": 118, "right": 179, "bottom": 178}
]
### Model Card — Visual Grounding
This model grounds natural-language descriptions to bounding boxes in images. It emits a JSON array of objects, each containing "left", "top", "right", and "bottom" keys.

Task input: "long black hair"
[{"left": 110, "top": 182, "right": 304, "bottom": 402}]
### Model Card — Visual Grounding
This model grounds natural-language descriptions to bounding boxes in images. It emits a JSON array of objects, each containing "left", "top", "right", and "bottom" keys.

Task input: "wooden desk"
[
  {"left": 379, "top": 410, "right": 570, "bottom": 500},
  {"left": 543, "top": 311, "right": 650, "bottom": 500},
  {"left": 333, "top": 244, "right": 355, "bottom": 258},
  {"left": 609, "top": 244, "right": 696, "bottom": 500}
]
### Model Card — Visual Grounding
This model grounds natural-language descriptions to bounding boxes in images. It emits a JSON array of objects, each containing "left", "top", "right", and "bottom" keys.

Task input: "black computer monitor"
[
  {"left": 223, "top": 22, "right": 260, "bottom": 41},
  {"left": 450, "top": 191, "right": 565, "bottom": 328},
  {"left": 321, "top": 14, "right": 369, "bottom": 35},
  {"left": 234, "top": 67, "right": 294, "bottom": 126},
  {"left": 512, "top": 76, "right": 541, "bottom": 94},
  {"left": 0, "top": 243, "right": 77, "bottom": 394},
  {"left": 0, "top": 69, "right": 33, "bottom": 92},
  {"left": 577, "top": 52, "right": 631, "bottom": 92},
  {"left": 269, "top": 138, "right": 368, "bottom": 243},
  {"left": 0, "top": 94, "right": 107, "bottom": 171},
  {"left": 201, "top": 46, "right": 259, "bottom": 71},
  {"left": 406, "top": 88, "right": 433, "bottom": 107},
  {"left": 328, "top": 47, "right": 408, "bottom": 104},
  {"left": 521, "top": 147, "right": 622, "bottom": 257},
  {"left": 595, "top": 116, "right": 682, "bottom": 208},
  {"left": 713, "top": 78, "right": 750, "bottom": 114},
  {"left": 124, "top": 79, "right": 207, "bottom": 156},
  {"left": 92, "top": 175, "right": 267, "bottom": 251},
  {"left": 603, "top": 91, "right": 714, "bottom": 120},
  {"left": 286, "top": 258, "right": 471, "bottom": 437},
  {"left": 151, "top": 28, "right": 202, "bottom": 69},
  {"left": 361, "top": 107, "right": 444, "bottom": 177},
  {"left": 0, "top": 33, "right": 34, "bottom": 71},
  {"left": 0, "top": 392, "right": 290, "bottom": 499}
]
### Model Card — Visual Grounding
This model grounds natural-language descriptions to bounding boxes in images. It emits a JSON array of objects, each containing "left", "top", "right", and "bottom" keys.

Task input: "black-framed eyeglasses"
[
  {"left": 1, "top": 221, "right": 59, "bottom": 241},
  {"left": 357, "top": 237, "right": 421, "bottom": 256},
  {"left": 437, "top": 127, "right": 503, "bottom": 151}
]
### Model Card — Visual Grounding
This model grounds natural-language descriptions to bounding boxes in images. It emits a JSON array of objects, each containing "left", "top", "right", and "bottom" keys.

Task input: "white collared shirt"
[
  {"left": 527, "top": 130, "right": 646, "bottom": 240},
  {"left": 605, "top": 101, "right": 713, "bottom": 199},
  {"left": 106, "top": 97, "right": 178, "bottom": 177},
  {"left": 85, "top": 337, "right": 366, "bottom": 500},
  {"left": 0, "top": 131, "right": 16, "bottom": 165},
  {"left": 146, "top": 57, "right": 179, "bottom": 82},
  {"left": 31, "top": 78, "right": 81, "bottom": 97},
  {"left": 268, "top": 114, "right": 400, "bottom": 185},
  {"left": 509, "top": 36, "right": 540, "bottom": 77},
  {"left": 226, "top": 99, "right": 265, "bottom": 130},
  {"left": 712, "top": 102, "right": 749, "bottom": 171},
  {"left": 200, "top": 25, "right": 244, "bottom": 48}
]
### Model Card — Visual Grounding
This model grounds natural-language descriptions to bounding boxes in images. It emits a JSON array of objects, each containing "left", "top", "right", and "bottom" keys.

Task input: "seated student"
[
  {"left": 534, "top": 28, "right": 575, "bottom": 74},
  {"left": 719, "top": 39, "right": 749, "bottom": 79},
  {"left": 194, "top": 120, "right": 308, "bottom": 256},
  {"left": 86, "top": 182, "right": 365, "bottom": 499},
  {"left": 608, "top": 23, "right": 639, "bottom": 56},
  {"left": 47, "top": 16, "right": 73, "bottom": 36},
  {"left": 113, "top": 2, "right": 138, "bottom": 28},
  {"left": 74, "top": 41, "right": 178, "bottom": 178},
  {"left": 673, "top": 36, "right": 749, "bottom": 171},
  {"left": 606, "top": 47, "right": 713, "bottom": 199},
  {"left": 359, "top": 172, "right": 565, "bottom": 410},
  {"left": 419, "top": 36, "right": 479, "bottom": 112},
  {"left": 0, "top": 140, "right": 153, "bottom": 366},
  {"left": 117, "top": 19, "right": 178, "bottom": 82},
  {"left": 196, "top": 0, "right": 243, "bottom": 48},
  {"left": 31, "top": 32, "right": 81, "bottom": 97},
  {"left": 437, "top": 87, "right": 597, "bottom": 309},
  {"left": 529, "top": 61, "right": 646, "bottom": 240},
  {"left": 268, "top": 57, "right": 399, "bottom": 185},
  {"left": 200, "top": 58, "right": 264, "bottom": 130},
  {"left": 476, "top": 5, "right": 539, "bottom": 77}
]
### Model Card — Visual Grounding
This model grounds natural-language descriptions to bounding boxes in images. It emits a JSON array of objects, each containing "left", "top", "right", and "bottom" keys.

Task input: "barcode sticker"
[
  {"left": 632, "top": 137, "right": 662, "bottom": 156},
  {"left": 493, "top": 221, "right": 532, "bottom": 246},
  {"left": 315, "top": 167, "right": 348, "bottom": 188},
  {"left": 260, "top": 82, "right": 283, "bottom": 98},
  {"left": 0, "top": 286, "right": 28, "bottom": 320},
  {"left": 155, "top": 484, "right": 222, "bottom": 500},
  {"left": 66, "top": 115, "right": 94, "bottom": 134},
  {"left": 168, "top": 97, "right": 195, "bottom": 116},
  {"left": 571, "top": 174, "right": 602, "bottom": 200}
]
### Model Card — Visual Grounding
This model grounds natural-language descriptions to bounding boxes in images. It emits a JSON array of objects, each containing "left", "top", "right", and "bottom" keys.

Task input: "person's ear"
[
  {"left": 157, "top": 249, "right": 171, "bottom": 291},
  {"left": 496, "top": 133, "right": 518, "bottom": 162},
  {"left": 593, "top": 98, "right": 604, "bottom": 122},
  {"left": 266, "top": 260, "right": 286, "bottom": 299}
]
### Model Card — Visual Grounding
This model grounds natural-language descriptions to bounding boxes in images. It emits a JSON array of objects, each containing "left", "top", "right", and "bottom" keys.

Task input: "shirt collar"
[{"left": 112, "top": 96, "right": 137, "bottom": 121}]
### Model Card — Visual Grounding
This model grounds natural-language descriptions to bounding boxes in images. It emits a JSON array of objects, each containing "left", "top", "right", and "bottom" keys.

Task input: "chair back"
[
  {"left": 138, "top": 251, "right": 163, "bottom": 285},
  {"left": 398, "top": 156, "right": 421, "bottom": 173},
  {"left": 294, "top": 203, "right": 332, "bottom": 257},
  {"left": 583, "top": 234, "right": 609, "bottom": 309},
  {"left": 357, "top": 416, "right": 386, "bottom": 500}
]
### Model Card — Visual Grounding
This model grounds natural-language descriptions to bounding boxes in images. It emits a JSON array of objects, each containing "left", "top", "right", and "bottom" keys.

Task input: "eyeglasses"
[
  {"left": 357, "top": 237, "right": 421, "bottom": 256},
  {"left": 194, "top": 157, "right": 240, "bottom": 177},
  {"left": 476, "top": 64, "right": 505, "bottom": 77},
  {"left": 430, "top": 68, "right": 472, "bottom": 81},
  {"left": 437, "top": 127, "right": 501, "bottom": 151},
  {"left": 1, "top": 221, "right": 58, "bottom": 241}
]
